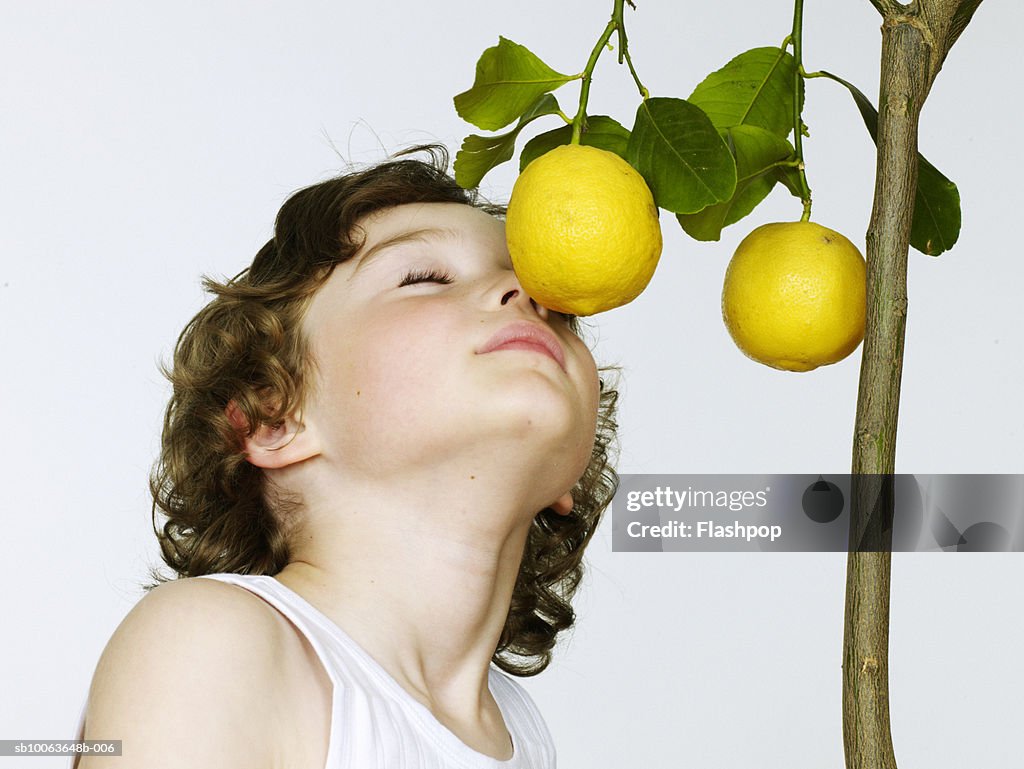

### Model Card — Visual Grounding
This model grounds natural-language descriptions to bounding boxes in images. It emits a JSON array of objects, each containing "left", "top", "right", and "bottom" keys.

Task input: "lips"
[{"left": 478, "top": 320, "right": 566, "bottom": 370}]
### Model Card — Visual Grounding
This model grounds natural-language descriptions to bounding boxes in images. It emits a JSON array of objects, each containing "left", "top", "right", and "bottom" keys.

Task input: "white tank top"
[{"left": 68, "top": 573, "right": 556, "bottom": 769}]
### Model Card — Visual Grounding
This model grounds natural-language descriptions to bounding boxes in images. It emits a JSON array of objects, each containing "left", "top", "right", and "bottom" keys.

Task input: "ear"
[
  {"left": 225, "top": 399, "right": 321, "bottom": 469},
  {"left": 549, "top": 491, "right": 574, "bottom": 517}
]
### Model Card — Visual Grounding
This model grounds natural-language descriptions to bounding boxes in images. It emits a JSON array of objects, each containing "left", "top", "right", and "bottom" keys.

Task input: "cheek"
[
  {"left": 573, "top": 341, "right": 601, "bottom": 413},
  {"left": 577, "top": 346, "right": 603, "bottom": 465},
  {"left": 315, "top": 310, "right": 464, "bottom": 441}
]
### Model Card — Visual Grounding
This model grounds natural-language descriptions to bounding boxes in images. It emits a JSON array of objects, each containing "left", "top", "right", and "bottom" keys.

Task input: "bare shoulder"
[{"left": 77, "top": 577, "right": 302, "bottom": 769}]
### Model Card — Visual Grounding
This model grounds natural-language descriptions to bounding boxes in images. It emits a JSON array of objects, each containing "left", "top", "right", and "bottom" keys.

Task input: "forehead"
[{"left": 354, "top": 201, "right": 505, "bottom": 253}]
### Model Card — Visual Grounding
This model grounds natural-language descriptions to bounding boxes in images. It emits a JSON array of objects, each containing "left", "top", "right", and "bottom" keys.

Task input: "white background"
[{"left": 2, "top": 2, "right": 1021, "bottom": 767}]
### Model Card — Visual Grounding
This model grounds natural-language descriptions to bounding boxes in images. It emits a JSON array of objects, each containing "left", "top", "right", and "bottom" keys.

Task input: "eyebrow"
[{"left": 352, "top": 226, "right": 462, "bottom": 275}]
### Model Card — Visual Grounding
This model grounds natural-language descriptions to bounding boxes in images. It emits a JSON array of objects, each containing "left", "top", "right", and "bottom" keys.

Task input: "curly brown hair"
[{"left": 146, "top": 144, "right": 619, "bottom": 676}]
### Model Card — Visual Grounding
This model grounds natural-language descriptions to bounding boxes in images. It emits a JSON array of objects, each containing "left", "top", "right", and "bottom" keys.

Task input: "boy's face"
[{"left": 298, "top": 202, "right": 600, "bottom": 490}]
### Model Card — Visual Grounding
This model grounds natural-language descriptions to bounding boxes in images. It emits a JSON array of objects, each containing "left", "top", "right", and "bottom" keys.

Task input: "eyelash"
[
  {"left": 398, "top": 268, "right": 455, "bottom": 287},
  {"left": 395, "top": 269, "right": 576, "bottom": 324}
]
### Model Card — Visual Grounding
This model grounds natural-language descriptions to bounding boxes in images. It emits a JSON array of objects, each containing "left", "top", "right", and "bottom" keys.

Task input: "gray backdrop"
[{"left": 2, "top": 2, "right": 1020, "bottom": 766}]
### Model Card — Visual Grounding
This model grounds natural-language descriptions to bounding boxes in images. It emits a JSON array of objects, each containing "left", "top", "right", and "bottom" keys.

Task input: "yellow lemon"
[
  {"left": 722, "top": 221, "right": 866, "bottom": 372},
  {"left": 505, "top": 144, "right": 662, "bottom": 316}
]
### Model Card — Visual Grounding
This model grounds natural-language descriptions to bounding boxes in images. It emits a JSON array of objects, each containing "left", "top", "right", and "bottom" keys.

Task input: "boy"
[{"left": 71, "top": 145, "right": 618, "bottom": 768}]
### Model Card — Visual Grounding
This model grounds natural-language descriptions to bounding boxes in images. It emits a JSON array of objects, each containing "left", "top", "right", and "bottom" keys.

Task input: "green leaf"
[
  {"left": 688, "top": 47, "right": 801, "bottom": 138},
  {"left": 677, "top": 125, "right": 795, "bottom": 241},
  {"left": 775, "top": 163, "right": 804, "bottom": 199},
  {"left": 912, "top": 156, "right": 962, "bottom": 256},
  {"left": 454, "top": 94, "right": 562, "bottom": 188},
  {"left": 454, "top": 37, "right": 577, "bottom": 131},
  {"left": 519, "top": 115, "right": 631, "bottom": 171},
  {"left": 626, "top": 97, "right": 736, "bottom": 215},
  {"left": 817, "top": 70, "right": 960, "bottom": 255}
]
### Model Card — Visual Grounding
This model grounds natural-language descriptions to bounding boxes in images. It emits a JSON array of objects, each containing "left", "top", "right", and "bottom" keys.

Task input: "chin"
[{"left": 488, "top": 384, "right": 597, "bottom": 467}]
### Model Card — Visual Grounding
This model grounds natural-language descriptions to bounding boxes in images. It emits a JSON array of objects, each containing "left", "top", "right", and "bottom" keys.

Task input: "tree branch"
[
  {"left": 920, "top": 0, "right": 985, "bottom": 77},
  {"left": 844, "top": 2, "right": 983, "bottom": 768},
  {"left": 867, "top": 0, "right": 908, "bottom": 17}
]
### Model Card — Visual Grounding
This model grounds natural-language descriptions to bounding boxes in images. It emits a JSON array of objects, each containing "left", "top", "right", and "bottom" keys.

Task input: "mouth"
[{"left": 477, "top": 320, "right": 567, "bottom": 370}]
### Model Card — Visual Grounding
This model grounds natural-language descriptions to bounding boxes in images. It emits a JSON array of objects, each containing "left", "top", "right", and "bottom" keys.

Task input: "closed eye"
[{"left": 398, "top": 268, "right": 455, "bottom": 287}]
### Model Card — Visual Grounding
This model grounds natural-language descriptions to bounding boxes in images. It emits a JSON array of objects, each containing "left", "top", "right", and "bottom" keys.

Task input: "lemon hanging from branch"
[
  {"left": 722, "top": 221, "right": 866, "bottom": 372},
  {"left": 505, "top": 144, "right": 662, "bottom": 317}
]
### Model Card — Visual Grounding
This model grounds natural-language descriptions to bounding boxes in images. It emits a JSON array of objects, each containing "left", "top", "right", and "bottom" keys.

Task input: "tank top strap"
[
  {"left": 191, "top": 573, "right": 555, "bottom": 768},
  {"left": 195, "top": 573, "right": 351, "bottom": 684}
]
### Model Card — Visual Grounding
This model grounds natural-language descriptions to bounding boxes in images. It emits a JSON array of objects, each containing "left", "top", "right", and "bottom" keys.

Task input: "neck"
[{"left": 274, "top": 474, "right": 536, "bottom": 717}]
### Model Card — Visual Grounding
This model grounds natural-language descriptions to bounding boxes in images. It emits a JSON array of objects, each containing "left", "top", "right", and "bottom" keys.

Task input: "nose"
[{"left": 498, "top": 280, "right": 549, "bottom": 320}]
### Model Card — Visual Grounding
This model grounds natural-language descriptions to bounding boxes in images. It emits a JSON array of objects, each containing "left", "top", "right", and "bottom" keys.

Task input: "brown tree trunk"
[{"left": 844, "top": 2, "right": 982, "bottom": 768}]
